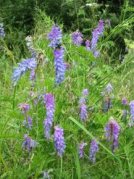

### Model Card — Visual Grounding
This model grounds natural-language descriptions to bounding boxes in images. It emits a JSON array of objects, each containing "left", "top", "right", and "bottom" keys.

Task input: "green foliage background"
[{"left": 0, "top": 1, "right": 134, "bottom": 178}]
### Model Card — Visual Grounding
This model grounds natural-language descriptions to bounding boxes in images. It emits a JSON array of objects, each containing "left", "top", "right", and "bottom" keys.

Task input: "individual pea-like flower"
[
  {"left": 0, "top": 23, "right": 5, "bottom": 38},
  {"left": 105, "top": 117, "right": 120, "bottom": 151},
  {"left": 19, "top": 103, "right": 30, "bottom": 113},
  {"left": 89, "top": 139, "right": 99, "bottom": 163},
  {"left": 82, "top": 89, "right": 89, "bottom": 96},
  {"left": 54, "top": 126, "right": 66, "bottom": 157},
  {"left": 48, "top": 25, "right": 62, "bottom": 48},
  {"left": 25, "top": 36, "right": 37, "bottom": 58},
  {"left": 43, "top": 93, "right": 55, "bottom": 139},
  {"left": 54, "top": 47, "right": 66, "bottom": 85},
  {"left": 122, "top": 97, "right": 128, "bottom": 105},
  {"left": 71, "top": 30, "right": 83, "bottom": 46},
  {"left": 12, "top": 58, "right": 37, "bottom": 86},
  {"left": 22, "top": 134, "right": 37, "bottom": 151},
  {"left": 129, "top": 101, "right": 134, "bottom": 126},
  {"left": 79, "top": 142, "right": 87, "bottom": 158}
]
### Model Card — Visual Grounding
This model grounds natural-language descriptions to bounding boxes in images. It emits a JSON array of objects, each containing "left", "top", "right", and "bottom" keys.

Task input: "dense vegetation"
[{"left": 0, "top": 1, "right": 134, "bottom": 178}]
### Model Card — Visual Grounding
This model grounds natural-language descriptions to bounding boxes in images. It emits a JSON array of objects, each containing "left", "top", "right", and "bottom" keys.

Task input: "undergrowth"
[{"left": 0, "top": 10, "right": 134, "bottom": 179}]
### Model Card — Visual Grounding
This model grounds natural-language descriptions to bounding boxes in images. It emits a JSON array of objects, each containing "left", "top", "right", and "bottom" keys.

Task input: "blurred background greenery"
[{"left": 0, "top": 0, "right": 134, "bottom": 61}]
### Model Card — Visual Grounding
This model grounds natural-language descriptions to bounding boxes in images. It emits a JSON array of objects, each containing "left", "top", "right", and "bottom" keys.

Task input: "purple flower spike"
[
  {"left": 44, "top": 93, "right": 55, "bottom": 139},
  {"left": 22, "top": 134, "right": 37, "bottom": 151},
  {"left": 89, "top": 139, "right": 99, "bottom": 163},
  {"left": 97, "top": 20, "right": 104, "bottom": 36},
  {"left": 91, "top": 20, "right": 104, "bottom": 55},
  {"left": 0, "top": 23, "right": 5, "bottom": 38},
  {"left": 12, "top": 57, "right": 37, "bottom": 86},
  {"left": 48, "top": 25, "right": 62, "bottom": 48},
  {"left": 129, "top": 101, "right": 134, "bottom": 126},
  {"left": 80, "top": 103, "right": 88, "bottom": 121},
  {"left": 19, "top": 103, "right": 30, "bottom": 113},
  {"left": 71, "top": 30, "right": 83, "bottom": 46},
  {"left": 91, "top": 28, "right": 99, "bottom": 51},
  {"left": 54, "top": 47, "right": 66, "bottom": 85},
  {"left": 105, "top": 117, "right": 120, "bottom": 151},
  {"left": 79, "top": 142, "right": 87, "bottom": 158},
  {"left": 54, "top": 126, "right": 66, "bottom": 157}
]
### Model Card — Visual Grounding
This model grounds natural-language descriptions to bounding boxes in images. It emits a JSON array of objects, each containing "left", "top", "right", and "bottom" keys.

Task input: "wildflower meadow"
[{"left": 0, "top": 1, "right": 134, "bottom": 178}]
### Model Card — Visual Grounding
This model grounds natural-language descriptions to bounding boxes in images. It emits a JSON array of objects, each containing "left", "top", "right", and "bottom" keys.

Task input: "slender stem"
[
  {"left": 13, "top": 86, "right": 17, "bottom": 109},
  {"left": 60, "top": 157, "right": 63, "bottom": 179}
]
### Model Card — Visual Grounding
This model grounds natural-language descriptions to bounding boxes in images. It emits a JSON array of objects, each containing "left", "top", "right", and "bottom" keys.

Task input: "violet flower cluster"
[
  {"left": 91, "top": 20, "right": 104, "bottom": 53},
  {"left": 43, "top": 93, "right": 55, "bottom": 139},
  {"left": 89, "top": 139, "right": 99, "bottom": 163},
  {"left": 129, "top": 101, "right": 134, "bottom": 126},
  {"left": 71, "top": 30, "right": 83, "bottom": 46},
  {"left": 48, "top": 25, "right": 66, "bottom": 85},
  {"left": 22, "top": 134, "right": 37, "bottom": 151},
  {"left": 12, "top": 58, "right": 37, "bottom": 86},
  {"left": 79, "top": 142, "right": 87, "bottom": 158},
  {"left": 54, "top": 47, "right": 66, "bottom": 84},
  {"left": 0, "top": 23, "right": 5, "bottom": 38},
  {"left": 71, "top": 20, "right": 104, "bottom": 57},
  {"left": 54, "top": 126, "right": 66, "bottom": 157},
  {"left": 105, "top": 117, "right": 120, "bottom": 151},
  {"left": 79, "top": 89, "right": 89, "bottom": 121},
  {"left": 48, "top": 25, "right": 62, "bottom": 48}
]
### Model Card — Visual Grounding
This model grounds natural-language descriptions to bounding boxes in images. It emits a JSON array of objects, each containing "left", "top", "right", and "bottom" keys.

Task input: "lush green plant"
[{"left": 0, "top": 11, "right": 134, "bottom": 178}]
